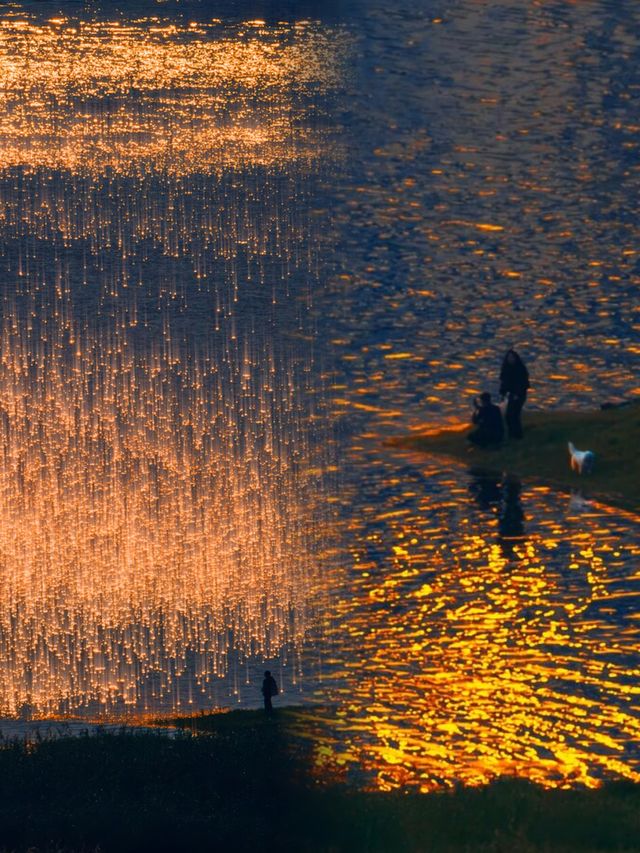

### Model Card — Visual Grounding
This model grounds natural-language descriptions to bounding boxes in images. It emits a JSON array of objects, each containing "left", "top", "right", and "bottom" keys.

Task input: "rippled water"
[
  {"left": 327, "top": 0, "right": 640, "bottom": 426},
  {"left": 311, "top": 450, "right": 640, "bottom": 790},
  {"left": 0, "top": 4, "right": 345, "bottom": 715},
  {"left": 312, "top": 0, "right": 640, "bottom": 790},
  {"left": 0, "top": 0, "right": 639, "bottom": 791}
]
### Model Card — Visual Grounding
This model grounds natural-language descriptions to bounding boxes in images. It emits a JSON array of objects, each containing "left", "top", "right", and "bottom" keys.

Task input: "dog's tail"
[{"left": 568, "top": 441, "right": 576, "bottom": 455}]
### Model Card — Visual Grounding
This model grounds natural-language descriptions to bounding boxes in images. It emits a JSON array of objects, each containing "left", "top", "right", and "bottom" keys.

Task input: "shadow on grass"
[{"left": 0, "top": 711, "right": 639, "bottom": 851}]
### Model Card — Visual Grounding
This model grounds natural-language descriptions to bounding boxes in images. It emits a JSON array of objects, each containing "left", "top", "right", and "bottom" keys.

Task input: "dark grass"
[
  {"left": 1, "top": 709, "right": 640, "bottom": 852},
  {"left": 388, "top": 401, "right": 640, "bottom": 513}
]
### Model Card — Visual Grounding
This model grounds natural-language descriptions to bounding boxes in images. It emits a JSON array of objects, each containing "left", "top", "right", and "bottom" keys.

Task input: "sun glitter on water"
[
  {"left": 0, "top": 311, "right": 332, "bottom": 716},
  {"left": 0, "top": 9, "right": 347, "bottom": 716}
]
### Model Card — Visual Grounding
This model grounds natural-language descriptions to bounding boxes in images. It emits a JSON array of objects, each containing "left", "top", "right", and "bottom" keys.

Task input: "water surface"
[
  {"left": 314, "top": 0, "right": 640, "bottom": 790},
  {"left": 0, "top": 0, "right": 639, "bottom": 791}
]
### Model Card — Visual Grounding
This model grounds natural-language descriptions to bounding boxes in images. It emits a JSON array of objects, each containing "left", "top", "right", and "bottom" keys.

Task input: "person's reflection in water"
[
  {"left": 498, "top": 474, "right": 526, "bottom": 559},
  {"left": 468, "top": 468, "right": 501, "bottom": 511},
  {"left": 468, "top": 470, "right": 526, "bottom": 561}
]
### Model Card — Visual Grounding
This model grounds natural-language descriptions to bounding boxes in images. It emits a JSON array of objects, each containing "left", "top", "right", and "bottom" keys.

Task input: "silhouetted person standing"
[
  {"left": 468, "top": 392, "right": 504, "bottom": 447},
  {"left": 499, "top": 349, "right": 530, "bottom": 439},
  {"left": 261, "top": 670, "right": 278, "bottom": 715}
]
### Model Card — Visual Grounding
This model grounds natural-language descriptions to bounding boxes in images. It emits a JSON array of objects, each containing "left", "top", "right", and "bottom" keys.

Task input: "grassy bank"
[
  {"left": 388, "top": 401, "right": 640, "bottom": 513},
  {"left": 0, "top": 709, "right": 639, "bottom": 851}
]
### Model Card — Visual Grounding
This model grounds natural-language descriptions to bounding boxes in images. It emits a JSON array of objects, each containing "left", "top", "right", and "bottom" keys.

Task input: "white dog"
[{"left": 568, "top": 441, "right": 595, "bottom": 474}]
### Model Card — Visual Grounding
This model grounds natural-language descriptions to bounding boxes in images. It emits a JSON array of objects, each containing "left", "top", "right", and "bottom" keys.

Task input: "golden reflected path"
[
  {"left": 0, "top": 16, "right": 342, "bottom": 173},
  {"left": 307, "top": 450, "right": 640, "bottom": 791},
  {"left": 0, "top": 9, "right": 346, "bottom": 716}
]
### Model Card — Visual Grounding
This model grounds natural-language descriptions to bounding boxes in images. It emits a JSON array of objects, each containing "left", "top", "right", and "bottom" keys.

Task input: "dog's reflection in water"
[
  {"left": 567, "top": 490, "right": 592, "bottom": 515},
  {"left": 468, "top": 469, "right": 526, "bottom": 561}
]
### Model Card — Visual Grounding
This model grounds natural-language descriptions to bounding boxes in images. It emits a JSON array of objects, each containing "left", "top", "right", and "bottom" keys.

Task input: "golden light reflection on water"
[
  {"left": 307, "top": 454, "right": 640, "bottom": 791},
  {"left": 0, "top": 13, "right": 347, "bottom": 320},
  {"left": 0, "top": 9, "right": 343, "bottom": 716},
  {"left": 324, "top": 3, "right": 640, "bottom": 430},
  {"left": 0, "top": 17, "right": 346, "bottom": 173},
  {"left": 0, "top": 311, "right": 328, "bottom": 716},
  {"left": 2, "top": 0, "right": 640, "bottom": 799},
  {"left": 309, "top": 1, "right": 640, "bottom": 788}
]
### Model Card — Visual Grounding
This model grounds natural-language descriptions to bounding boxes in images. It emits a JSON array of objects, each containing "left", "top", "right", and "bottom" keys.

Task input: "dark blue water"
[{"left": 323, "top": 0, "right": 640, "bottom": 429}]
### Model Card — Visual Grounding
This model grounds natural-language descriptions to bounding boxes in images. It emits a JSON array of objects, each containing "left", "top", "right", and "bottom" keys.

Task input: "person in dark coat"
[
  {"left": 499, "top": 349, "right": 530, "bottom": 439},
  {"left": 261, "top": 670, "right": 278, "bottom": 715},
  {"left": 468, "top": 392, "right": 504, "bottom": 447}
]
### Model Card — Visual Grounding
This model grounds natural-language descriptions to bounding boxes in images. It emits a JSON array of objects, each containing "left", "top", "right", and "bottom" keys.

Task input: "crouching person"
[{"left": 468, "top": 392, "right": 504, "bottom": 447}]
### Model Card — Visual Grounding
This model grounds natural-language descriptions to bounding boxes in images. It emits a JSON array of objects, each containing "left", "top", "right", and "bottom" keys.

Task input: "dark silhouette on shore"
[
  {"left": 262, "top": 670, "right": 279, "bottom": 714},
  {"left": 499, "top": 349, "right": 530, "bottom": 439},
  {"left": 468, "top": 392, "right": 504, "bottom": 447}
]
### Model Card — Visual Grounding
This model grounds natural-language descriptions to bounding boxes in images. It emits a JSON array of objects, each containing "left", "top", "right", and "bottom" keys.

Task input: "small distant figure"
[
  {"left": 468, "top": 392, "right": 504, "bottom": 447},
  {"left": 568, "top": 441, "right": 595, "bottom": 474},
  {"left": 261, "top": 670, "right": 279, "bottom": 715},
  {"left": 17, "top": 702, "right": 33, "bottom": 722},
  {"left": 499, "top": 349, "right": 530, "bottom": 439}
]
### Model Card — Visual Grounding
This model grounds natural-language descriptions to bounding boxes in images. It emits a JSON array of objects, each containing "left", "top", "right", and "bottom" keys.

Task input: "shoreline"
[
  {"left": 1, "top": 708, "right": 639, "bottom": 851},
  {"left": 386, "top": 401, "right": 640, "bottom": 514}
]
